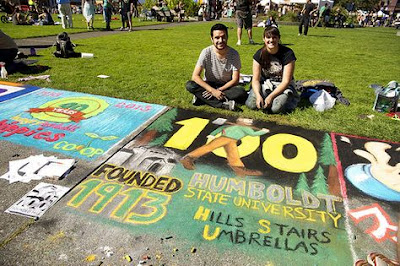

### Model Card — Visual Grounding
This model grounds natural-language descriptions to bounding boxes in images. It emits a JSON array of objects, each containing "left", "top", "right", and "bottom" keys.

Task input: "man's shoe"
[
  {"left": 249, "top": 39, "right": 255, "bottom": 44},
  {"left": 180, "top": 155, "right": 195, "bottom": 170},
  {"left": 192, "top": 95, "right": 202, "bottom": 106},
  {"left": 231, "top": 166, "right": 263, "bottom": 177},
  {"left": 236, "top": 40, "right": 241, "bottom": 46},
  {"left": 221, "top": 100, "right": 235, "bottom": 111}
]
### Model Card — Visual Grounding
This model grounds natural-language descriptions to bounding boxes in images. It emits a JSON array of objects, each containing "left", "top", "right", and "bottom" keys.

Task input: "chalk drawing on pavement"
[{"left": 0, "top": 88, "right": 168, "bottom": 160}]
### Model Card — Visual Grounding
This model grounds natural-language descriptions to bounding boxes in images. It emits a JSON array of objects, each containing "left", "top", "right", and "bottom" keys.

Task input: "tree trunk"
[
  {"left": 327, "top": 164, "right": 341, "bottom": 196},
  {"left": 134, "top": 130, "right": 157, "bottom": 147}
]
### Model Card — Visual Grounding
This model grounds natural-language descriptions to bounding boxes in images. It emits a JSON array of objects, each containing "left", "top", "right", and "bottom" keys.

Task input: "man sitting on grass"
[{"left": 185, "top": 23, "right": 247, "bottom": 111}]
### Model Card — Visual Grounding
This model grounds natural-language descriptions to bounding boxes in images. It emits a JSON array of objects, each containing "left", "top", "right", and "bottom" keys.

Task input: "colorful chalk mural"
[
  {"left": 0, "top": 87, "right": 168, "bottom": 160},
  {"left": 63, "top": 108, "right": 399, "bottom": 265},
  {"left": 332, "top": 133, "right": 399, "bottom": 263},
  {"left": 0, "top": 81, "right": 40, "bottom": 102}
]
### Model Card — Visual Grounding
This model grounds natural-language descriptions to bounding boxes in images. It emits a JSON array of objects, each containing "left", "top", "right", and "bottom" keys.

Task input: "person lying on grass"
[
  {"left": 246, "top": 26, "right": 299, "bottom": 114},
  {"left": 185, "top": 23, "right": 247, "bottom": 111}
]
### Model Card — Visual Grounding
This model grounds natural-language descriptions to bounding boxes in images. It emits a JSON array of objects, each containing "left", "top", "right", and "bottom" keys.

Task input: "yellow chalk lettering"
[
  {"left": 202, "top": 191, "right": 213, "bottom": 203},
  {"left": 164, "top": 117, "right": 209, "bottom": 150},
  {"left": 327, "top": 212, "right": 342, "bottom": 228},
  {"left": 294, "top": 207, "right": 307, "bottom": 220},
  {"left": 283, "top": 206, "right": 294, "bottom": 219},
  {"left": 258, "top": 219, "right": 271, "bottom": 234},
  {"left": 217, "top": 193, "right": 230, "bottom": 205},
  {"left": 305, "top": 209, "right": 317, "bottom": 222},
  {"left": 184, "top": 187, "right": 196, "bottom": 198},
  {"left": 270, "top": 204, "right": 281, "bottom": 215},
  {"left": 251, "top": 200, "right": 260, "bottom": 210},
  {"left": 203, "top": 225, "right": 221, "bottom": 241},
  {"left": 316, "top": 211, "right": 327, "bottom": 223},
  {"left": 261, "top": 202, "right": 272, "bottom": 213},
  {"left": 262, "top": 134, "right": 317, "bottom": 173},
  {"left": 89, "top": 183, "right": 123, "bottom": 213},
  {"left": 124, "top": 191, "right": 170, "bottom": 225},
  {"left": 67, "top": 179, "right": 103, "bottom": 208},
  {"left": 193, "top": 206, "right": 210, "bottom": 221}
]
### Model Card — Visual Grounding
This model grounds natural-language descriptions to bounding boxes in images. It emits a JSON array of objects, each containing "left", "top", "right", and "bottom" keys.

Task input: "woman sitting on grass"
[
  {"left": 38, "top": 8, "right": 54, "bottom": 25},
  {"left": 245, "top": 26, "right": 299, "bottom": 114}
]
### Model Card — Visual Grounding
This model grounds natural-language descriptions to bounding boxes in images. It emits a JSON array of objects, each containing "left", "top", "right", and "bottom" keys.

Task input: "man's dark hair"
[{"left": 210, "top": 23, "right": 228, "bottom": 38}]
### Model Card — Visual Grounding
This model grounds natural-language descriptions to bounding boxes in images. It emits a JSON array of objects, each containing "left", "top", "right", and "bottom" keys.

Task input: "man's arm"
[
  {"left": 191, "top": 65, "right": 224, "bottom": 100},
  {"left": 301, "top": 4, "right": 306, "bottom": 14},
  {"left": 310, "top": 6, "right": 318, "bottom": 15}
]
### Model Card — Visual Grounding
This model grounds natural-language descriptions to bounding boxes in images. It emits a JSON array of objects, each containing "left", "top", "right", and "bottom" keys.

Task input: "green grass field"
[{"left": 3, "top": 20, "right": 400, "bottom": 142}]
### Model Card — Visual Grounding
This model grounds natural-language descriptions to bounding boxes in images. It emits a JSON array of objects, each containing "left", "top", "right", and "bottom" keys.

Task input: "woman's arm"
[
  {"left": 264, "top": 60, "right": 295, "bottom": 108},
  {"left": 251, "top": 59, "right": 264, "bottom": 109}
]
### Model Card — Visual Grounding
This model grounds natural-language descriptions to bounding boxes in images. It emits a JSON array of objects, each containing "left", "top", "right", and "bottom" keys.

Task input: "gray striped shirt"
[{"left": 196, "top": 45, "right": 241, "bottom": 84}]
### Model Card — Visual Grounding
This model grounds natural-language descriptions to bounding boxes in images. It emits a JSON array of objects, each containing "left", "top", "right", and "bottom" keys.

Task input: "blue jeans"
[
  {"left": 245, "top": 80, "right": 299, "bottom": 114},
  {"left": 104, "top": 7, "right": 112, "bottom": 29}
]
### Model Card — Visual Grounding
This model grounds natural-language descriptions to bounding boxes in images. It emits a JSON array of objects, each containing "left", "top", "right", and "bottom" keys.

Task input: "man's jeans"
[
  {"left": 58, "top": 3, "right": 73, "bottom": 29},
  {"left": 299, "top": 16, "right": 311, "bottom": 35},
  {"left": 186, "top": 80, "right": 247, "bottom": 108}
]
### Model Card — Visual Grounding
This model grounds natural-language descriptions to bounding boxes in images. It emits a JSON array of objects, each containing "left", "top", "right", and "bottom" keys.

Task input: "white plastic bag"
[{"left": 309, "top": 90, "right": 336, "bottom": 112}]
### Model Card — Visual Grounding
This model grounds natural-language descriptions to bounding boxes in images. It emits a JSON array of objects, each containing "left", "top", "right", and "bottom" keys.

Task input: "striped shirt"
[{"left": 196, "top": 45, "right": 241, "bottom": 84}]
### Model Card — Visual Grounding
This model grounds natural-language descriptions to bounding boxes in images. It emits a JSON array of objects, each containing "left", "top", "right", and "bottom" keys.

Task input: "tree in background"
[
  {"left": 144, "top": 0, "right": 157, "bottom": 10},
  {"left": 143, "top": 0, "right": 200, "bottom": 17},
  {"left": 334, "top": 0, "right": 380, "bottom": 11}
]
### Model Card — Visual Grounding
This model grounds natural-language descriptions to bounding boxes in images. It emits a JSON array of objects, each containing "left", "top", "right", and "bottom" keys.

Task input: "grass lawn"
[
  {"left": 4, "top": 21, "right": 400, "bottom": 142},
  {"left": 1, "top": 13, "right": 164, "bottom": 39}
]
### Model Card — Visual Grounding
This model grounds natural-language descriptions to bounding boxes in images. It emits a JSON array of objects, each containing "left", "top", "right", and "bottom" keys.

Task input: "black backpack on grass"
[
  {"left": 53, "top": 32, "right": 79, "bottom": 58},
  {"left": 296, "top": 79, "right": 350, "bottom": 106}
]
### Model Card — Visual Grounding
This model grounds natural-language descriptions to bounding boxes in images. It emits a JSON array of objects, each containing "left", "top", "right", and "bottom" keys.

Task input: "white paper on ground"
[
  {"left": 309, "top": 90, "right": 336, "bottom": 112},
  {"left": 5, "top": 182, "right": 70, "bottom": 219},
  {"left": 0, "top": 155, "right": 76, "bottom": 184}
]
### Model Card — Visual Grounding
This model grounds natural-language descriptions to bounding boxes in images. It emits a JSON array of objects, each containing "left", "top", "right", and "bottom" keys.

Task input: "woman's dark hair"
[
  {"left": 260, "top": 26, "right": 281, "bottom": 69},
  {"left": 210, "top": 23, "right": 228, "bottom": 38}
]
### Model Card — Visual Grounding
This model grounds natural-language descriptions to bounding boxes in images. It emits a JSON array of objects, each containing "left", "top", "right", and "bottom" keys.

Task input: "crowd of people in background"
[
  {"left": 1, "top": 0, "right": 399, "bottom": 30},
  {"left": 197, "top": 0, "right": 399, "bottom": 29}
]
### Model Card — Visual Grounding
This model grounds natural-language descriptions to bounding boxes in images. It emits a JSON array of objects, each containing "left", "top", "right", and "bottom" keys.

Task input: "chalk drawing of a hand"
[{"left": 354, "top": 142, "right": 400, "bottom": 192}]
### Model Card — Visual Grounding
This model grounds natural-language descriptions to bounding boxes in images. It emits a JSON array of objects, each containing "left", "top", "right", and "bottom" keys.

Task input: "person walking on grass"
[
  {"left": 103, "top": 0, "right": 113, "bottom": 31},
  {"left": 82, "top": 0, "right": 95, "bottom": 30},
  {"left": 119, "top": 0, "right": 133, "bottom": 31},
  {"left": 185, "top": 23, "right": 247, "bottom": 111},
  {"left": 57, "top": 0, "right": 73, "bottom": 29},
  {"left": 298, "top": 0, "right": 316, "bottom": 36},
  {"left": 246, "top": 26, "right": 299, "bottom": 114},
  {"left": 314, "top": 3, "right": 327, "bottom": 28},
  {"left": 235, "top": 0, "right": 254, "bottom": 45}
]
